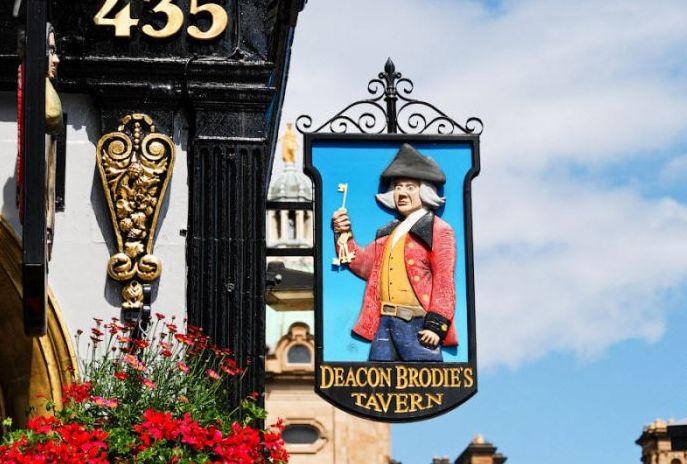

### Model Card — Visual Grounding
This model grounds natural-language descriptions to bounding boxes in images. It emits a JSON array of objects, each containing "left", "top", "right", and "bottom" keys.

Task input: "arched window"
[
  {"left": 671, "top": 459, "right": 682, "bottom": 464},
  {"left": 282, "top": 424, "right": 320, "bottom": 445},
  {"left": 287, "top": 344, "right": 311, "bottom": 364}
]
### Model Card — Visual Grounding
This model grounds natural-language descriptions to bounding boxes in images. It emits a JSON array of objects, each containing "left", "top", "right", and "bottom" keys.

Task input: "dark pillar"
[
  {"left": 186, "top": 72, "right": 272, "bottom": 401},
  {"left": 22, "top": 0, "right": 48, "bottom": 335}
]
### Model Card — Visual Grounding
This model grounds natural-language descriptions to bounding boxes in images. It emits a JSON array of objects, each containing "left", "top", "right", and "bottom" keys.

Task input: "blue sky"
[{"left": 276, "top": 0, "right": 687, "bottom": 462}]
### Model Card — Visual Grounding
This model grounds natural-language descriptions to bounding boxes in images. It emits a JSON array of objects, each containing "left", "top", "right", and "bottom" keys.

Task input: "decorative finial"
[
  {"left": 379, "top": 57, "right": 401, "bottom": 90},
  {"left": 281, "top": 122, "right": 298, "bottom": 164},
  {"left": 384, "top": 57, "right": 395, "bottom": 75}
]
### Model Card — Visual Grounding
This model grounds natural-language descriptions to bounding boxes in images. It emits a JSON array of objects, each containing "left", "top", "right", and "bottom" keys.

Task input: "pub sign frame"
[
  {"left": 305, "top": 132, "right": 479, "bottom": 422},
  {"left": 296, "top": 58, "right": 482, "bottom": 422}
]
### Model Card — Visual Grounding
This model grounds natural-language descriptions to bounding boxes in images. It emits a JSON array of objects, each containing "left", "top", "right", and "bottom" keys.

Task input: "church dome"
[{"left": 268, "top": 163, "right": 312, "bottom": 201}]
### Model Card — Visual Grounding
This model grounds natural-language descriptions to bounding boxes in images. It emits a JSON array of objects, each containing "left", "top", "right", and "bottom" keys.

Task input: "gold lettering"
[
  {"left": 187, "top": 0, "right": 229, "bottom": 40},
  {"left": 396, "top": 366, "right": 408, "bottom": 389},
  {"left": 351, "top": 393, "right": 366, "bottom": 408},
  {"left": 450, "top": 367, "right": 461, "bottom": 387},
  {"left": 464, "top": 367, "right": 474, "bottom": 388},
  {"left": 431, "top": 368, "right": 444, "bottom": 386},
  {"left": 419, "top": 368, "right": 431, "bottom": 387},
  {"left": 94, "top": 0, "right": 230, "bottom": 40},
  {"left": 379, "top": 367, "right": 391, "bottom": 387},
  {"left": 344, "top": 368, "right": 358, "bottom": 387},
  {"left": 365, "top": 393, "right": 382, "bottom": 412},
  {"left": 320, "top": 365, "right": 334, "bottom": 389},
  {"left": 408, "top": 367, "right": 420, "bottom": 387},
  {"left": 377, "top": 393, "right": 393, "bottom": 413},
  {"left": 141, "top": 0, "right": 184, "bottom": 39},
  {"left": 394, "top": 393, "right": 409, "bottom": 413},
  {"left": 426, "top": 393, "right": 443, "bottom": 408},
  {"left": 355, "top": 368, "right": 367, "bottom": 388},
  {"left": 409, "top": 393, "right": 424, "bottom": 412},
  {"left": 368, "top": 368, "right": 381, "bottom": 387},
  {"left": 93, "top": 0, "right": 139, "bottom": 38},
  {"left": 334, "top": 367, "right": 344, "bottom": 386}
]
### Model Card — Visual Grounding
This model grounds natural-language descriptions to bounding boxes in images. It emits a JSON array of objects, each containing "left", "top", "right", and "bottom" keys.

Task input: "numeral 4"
[{"left": 94, "top": 0, "right": 139, "bottom": 38}]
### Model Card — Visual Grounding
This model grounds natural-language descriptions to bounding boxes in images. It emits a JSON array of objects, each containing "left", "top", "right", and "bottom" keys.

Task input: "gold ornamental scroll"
[{"left": 95, "top": 113, "right": 175, "bottom": 313}]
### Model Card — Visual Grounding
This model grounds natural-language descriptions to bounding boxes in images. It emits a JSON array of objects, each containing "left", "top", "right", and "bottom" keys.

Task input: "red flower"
[
  {"left": 177, "top": 361, "right": 190, "bottom": 374},
  {"left": 155, "top": 312, "right": 165, "bottom": 320},
  {"left": 132, "top": 338, "right": 149, "bottom": 349},
  {"left": 133, "top": 409, "right": 181, "bottom": 442},
  {"left": 106, "top": 322, "right": 124, "bottom": 334},
  {"left": 271, "top": 418, "right": 285, "bottom": 432},
  {"left": 27, "top": 416, "right": 60, "bottom": 434},
  {"left": 3, "top": 420, "right": 110, "bottom": 463},
  {"left": 142, "top": 378, "right": 156, "bottom": 389},
  {"left": 62, "top": 382, "right": 92, "bottom": 404},
  {"left": 114, "top": 371, "right": 127, "bottom": 381},
  {"left": 205, "top": 369, "right": 221, "bottom": 381},
  {"left": 187, "top": 324, "right": 203, "bottom": 334},
  {"left": 221, "top": 358, "right": 243, "bottom": 376},
  {"left": 174, "top": 333, "right": 193, "bottom": 346}
]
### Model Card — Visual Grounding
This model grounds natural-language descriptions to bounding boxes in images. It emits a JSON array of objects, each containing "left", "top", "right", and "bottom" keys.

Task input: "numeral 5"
[{"left": 188, "top": 0, "right": 228, "bottom": 41}]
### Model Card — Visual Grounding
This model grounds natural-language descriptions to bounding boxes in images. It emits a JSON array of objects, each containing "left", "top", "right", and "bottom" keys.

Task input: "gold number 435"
[{"left": 94, "top": 0, "right": 228, "bottom": 41}]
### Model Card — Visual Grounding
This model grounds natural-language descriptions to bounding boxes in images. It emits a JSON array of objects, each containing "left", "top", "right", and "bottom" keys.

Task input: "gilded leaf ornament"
[{"left": 95, "top": 113, "right": 175, "bottom": 313}]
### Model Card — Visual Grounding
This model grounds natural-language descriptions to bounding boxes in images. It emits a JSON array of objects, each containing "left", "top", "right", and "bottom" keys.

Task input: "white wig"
[{"left": 375, "top": 181, "right": 445, "bottom": 211}]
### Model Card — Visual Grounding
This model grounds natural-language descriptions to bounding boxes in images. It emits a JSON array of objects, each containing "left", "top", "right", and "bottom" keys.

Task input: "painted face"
[
  {"left": 47, "top": 32, "right": 59, "bottom": 79},
  {"left": 393, "top": 178, "right": 422, "bottom": 216}
]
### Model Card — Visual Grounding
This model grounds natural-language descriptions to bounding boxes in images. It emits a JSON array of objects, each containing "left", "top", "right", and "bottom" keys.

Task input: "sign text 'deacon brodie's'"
[{"left": 320, "top": 364, "right": 474, "bottom": 414}]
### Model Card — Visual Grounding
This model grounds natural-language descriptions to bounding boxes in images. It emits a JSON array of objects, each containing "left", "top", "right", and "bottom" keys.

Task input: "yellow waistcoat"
[{"left": 379, "top": 231, "right": 421, "bottom": 307}]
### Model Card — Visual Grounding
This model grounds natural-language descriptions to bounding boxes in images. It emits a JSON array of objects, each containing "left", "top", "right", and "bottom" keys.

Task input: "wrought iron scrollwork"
[{"left": 296, "top": 58, "right": 483, "bottom": 136}]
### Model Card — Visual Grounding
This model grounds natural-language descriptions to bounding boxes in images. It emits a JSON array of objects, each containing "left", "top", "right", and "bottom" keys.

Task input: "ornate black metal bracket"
[{"left": 296, "top": 58, "right": 483, "bottom": 136}]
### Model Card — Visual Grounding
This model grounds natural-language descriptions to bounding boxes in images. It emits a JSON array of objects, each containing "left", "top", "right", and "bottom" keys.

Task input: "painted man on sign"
[{"left": 331, "top": 144, "right": 458, "bottom": 362}]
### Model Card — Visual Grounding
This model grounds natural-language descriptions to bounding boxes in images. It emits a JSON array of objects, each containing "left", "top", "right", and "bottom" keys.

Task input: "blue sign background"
[{"left": 313, "top": 140, "right": 474, "bottom": 363}]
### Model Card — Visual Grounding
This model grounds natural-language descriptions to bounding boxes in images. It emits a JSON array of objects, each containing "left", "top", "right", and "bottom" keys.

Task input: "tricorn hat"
[{"left": 380, "top": 144, "right": 446, "bottom": 186}]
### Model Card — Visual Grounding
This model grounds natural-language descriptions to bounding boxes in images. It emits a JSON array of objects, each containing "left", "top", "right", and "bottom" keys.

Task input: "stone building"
[
  {"left": 265, "top": 321, "right": 391, "bottom": 464},
  {"left": 637, "top": 419, "right": 687, "bottom": 464}
]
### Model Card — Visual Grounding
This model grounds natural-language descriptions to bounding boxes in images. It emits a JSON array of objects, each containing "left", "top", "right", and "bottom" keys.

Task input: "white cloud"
[{"left": 278, "top": 0, "right": 687, "bottom": 368}]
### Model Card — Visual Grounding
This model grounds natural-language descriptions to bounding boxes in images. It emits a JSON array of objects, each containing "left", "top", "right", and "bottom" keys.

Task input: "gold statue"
[{"left": 280, "top": 122, "right": 298, "bottom": 164}]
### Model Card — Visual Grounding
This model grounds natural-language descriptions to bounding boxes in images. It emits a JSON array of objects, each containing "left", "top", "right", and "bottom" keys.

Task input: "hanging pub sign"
[{"left": 298, "top": 59, "right": 482, "bottom": 422}]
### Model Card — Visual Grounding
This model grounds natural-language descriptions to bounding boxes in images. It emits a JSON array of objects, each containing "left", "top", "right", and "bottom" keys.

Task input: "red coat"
[{"left": 342, "top": 212, "right": 458, "bottom": 347}]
